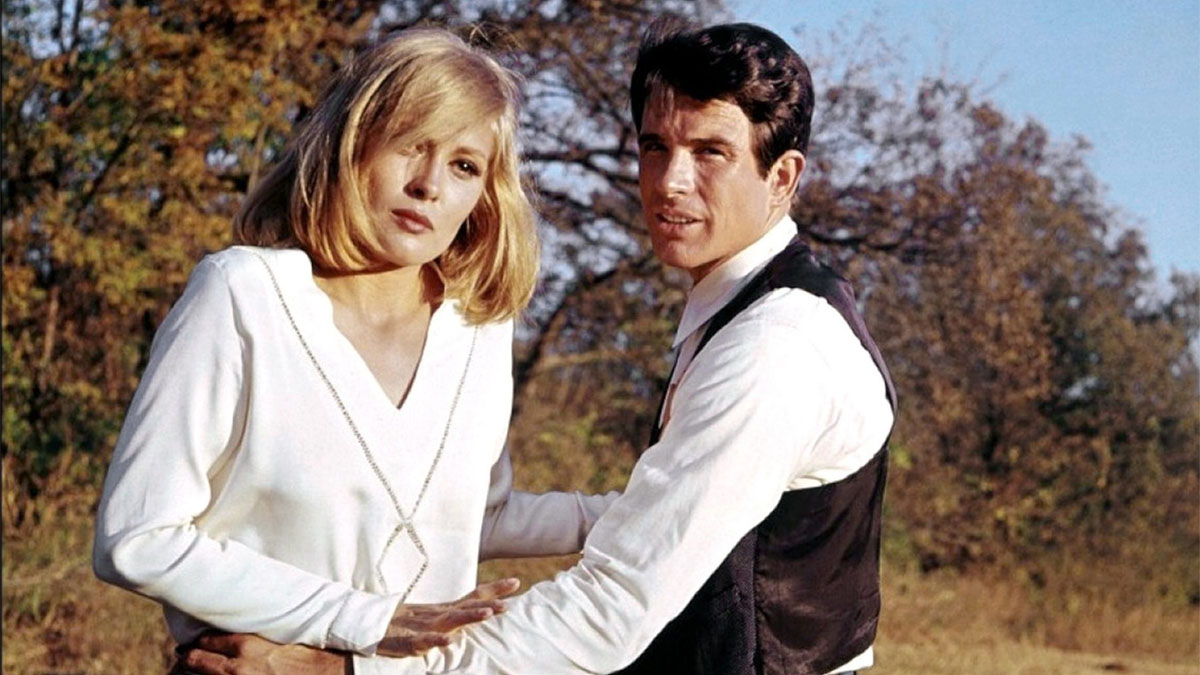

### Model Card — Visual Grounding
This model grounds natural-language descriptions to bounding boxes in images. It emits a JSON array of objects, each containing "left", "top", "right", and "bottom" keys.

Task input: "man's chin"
[
  {"left": 650, "top": 241, "right": 691, "bottom": 269},
  {"left": 650, "top": 244, "right": 710, "bottom": 281}
]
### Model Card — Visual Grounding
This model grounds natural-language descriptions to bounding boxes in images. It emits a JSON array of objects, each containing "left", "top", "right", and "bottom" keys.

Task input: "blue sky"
[{"left": 732, "top": 0, "right": 1200, "bottom": 280}]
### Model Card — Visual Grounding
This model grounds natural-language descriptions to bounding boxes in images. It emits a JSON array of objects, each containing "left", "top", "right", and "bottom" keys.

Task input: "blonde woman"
[{"left": 93, "top": 28, "right": 613, "bottom": 668}]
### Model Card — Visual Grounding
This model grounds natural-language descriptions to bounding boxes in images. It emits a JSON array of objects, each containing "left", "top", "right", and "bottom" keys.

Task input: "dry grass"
[
  {"left": 3, "top": 511, "right": 175, "bottom": 674},
  {"left": 876, "top": 642, "right": 1198, "bottom": 675},
  {"left": 5, "top": 507, "right": 1197, "bottom": 675},
  {"left": 874, "top": 567, "right": 1199, "bottom": 675}
]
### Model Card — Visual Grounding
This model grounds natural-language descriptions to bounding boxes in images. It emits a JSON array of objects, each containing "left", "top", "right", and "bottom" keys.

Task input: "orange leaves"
[{"left": 2, "top": 0, "right": 383, "bottom": 495}]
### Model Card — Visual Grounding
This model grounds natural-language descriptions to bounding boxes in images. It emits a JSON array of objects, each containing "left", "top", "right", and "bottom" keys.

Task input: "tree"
[
  {"left": 2, "top": 0, "right": 376, "bottom": 522},
  {"left": 872, "top": 113, "right": 1198, "bottom": 566},
  {"left": 502, "top": 19, "right": 1199, "bottom": 578},
  {"left": 1, "top": 0, "right": 729, "bottom": 516},
  {"left": 3, "top": 1, "right": 1194, "bottom": 584}
]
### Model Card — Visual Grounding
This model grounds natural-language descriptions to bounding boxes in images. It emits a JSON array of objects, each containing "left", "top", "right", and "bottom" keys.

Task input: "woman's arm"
[
  {"left": 92, "top": 256, "right": 401, "bottom": 654},
  {"left": 473, "top": 320, "right": 618, "bottom": 561},
  {"left": 477, "top": 446, "right": 620, "bottom": 560}
]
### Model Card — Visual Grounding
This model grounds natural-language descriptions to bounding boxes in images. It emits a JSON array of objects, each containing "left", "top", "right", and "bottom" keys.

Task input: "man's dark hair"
[{"left": 630, "top": 21, "right": 814, "bottom": 174}]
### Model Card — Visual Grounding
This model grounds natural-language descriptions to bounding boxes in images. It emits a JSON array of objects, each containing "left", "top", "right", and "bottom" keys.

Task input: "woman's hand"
[
  {"left": 174, "top": 578, "right": 522, "bottom": 673},
  {"left": 377, "top": 577, "right": 521, "bottom": 657}
]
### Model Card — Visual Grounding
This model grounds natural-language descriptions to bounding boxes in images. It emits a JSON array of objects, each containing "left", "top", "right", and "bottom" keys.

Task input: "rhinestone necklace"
[{"left": 253, "top": 252, "right": 477, "bottom": 601}]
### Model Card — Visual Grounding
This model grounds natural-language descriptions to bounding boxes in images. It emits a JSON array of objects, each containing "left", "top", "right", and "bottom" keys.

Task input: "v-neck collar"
[{"left": 284, "top": 250, "right": 457, "bottom": 416}]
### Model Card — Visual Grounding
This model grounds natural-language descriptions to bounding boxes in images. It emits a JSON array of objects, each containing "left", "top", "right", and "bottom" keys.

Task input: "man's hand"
[
  {"left": 174, "top": 634, "right": 349, "bottom": 675},
  {"left": 174, "top": 578, "right": 521, "bottom": 673},
  {"left": 378, "top": 577, "right": 521, "bottom": 656}
]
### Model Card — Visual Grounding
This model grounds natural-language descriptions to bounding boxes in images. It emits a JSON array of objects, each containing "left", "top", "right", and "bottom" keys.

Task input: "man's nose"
[
  {"left": 660, "top": 150, "right": 695, "bottom": 195},
  {"left": 405, "top": 154, "right": 442, "bottom": 201}
]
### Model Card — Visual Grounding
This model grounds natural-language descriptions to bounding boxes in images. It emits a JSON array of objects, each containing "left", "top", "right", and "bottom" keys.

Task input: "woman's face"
[{"left": 361, "top": 120, "right": 495, "bottom": 269}]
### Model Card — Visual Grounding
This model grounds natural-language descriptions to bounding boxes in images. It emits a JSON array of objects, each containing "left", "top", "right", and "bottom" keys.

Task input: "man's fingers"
[
  {"left": 409, "top": 631, "right": 453, "bottom": 652},
  {"left": 452, "top": 598, "right": 506, "bottom": 615},
  {"left": 184, "top": 647, "right": 237, "bottom": 675},
  {"left": 403, "top": 606, "right": 494, "bottom": 634},
  {"left": 399, "top": 598, "right": 504, "bottom": 624},
  {"left": 193, "top": 632, "right": 241, "bottom": 656},
  {"left": 431, "top": 606, "right": 494, "bottom": 632},
  {"left": 388, "top": 605, "right": 495, "bottom": 640},
  {"left": 384, "top": 585, "right": 516, "bottom": 652},
  {"left": 467, "top": 577, "right": 520, "bottom": 601},
  {"left": 376, "top": 632, "right": 451, "bottom": 658}
]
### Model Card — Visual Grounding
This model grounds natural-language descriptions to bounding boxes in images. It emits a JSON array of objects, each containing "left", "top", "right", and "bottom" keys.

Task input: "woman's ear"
[{"left": 767, "top": 150, "right": 806, "bottom": 210}]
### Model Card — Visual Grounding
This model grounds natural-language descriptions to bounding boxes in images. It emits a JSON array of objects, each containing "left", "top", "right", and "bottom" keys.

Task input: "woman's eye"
[{"left": 453, "top": 160, "right": 481, "bottom": 176}]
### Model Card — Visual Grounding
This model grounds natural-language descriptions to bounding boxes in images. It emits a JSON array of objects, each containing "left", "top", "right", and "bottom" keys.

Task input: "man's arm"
[
  {"left": 177, "top": 578, "right": 522, "bottom": 675},
  {"left": 371, "top": 302, "right": 854, "bottom": 673}
]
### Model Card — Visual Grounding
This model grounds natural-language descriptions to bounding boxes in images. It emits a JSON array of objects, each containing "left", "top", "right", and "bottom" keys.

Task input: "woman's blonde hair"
[{"left": 234, "top": 28, "right": 538, "bottom": 324}]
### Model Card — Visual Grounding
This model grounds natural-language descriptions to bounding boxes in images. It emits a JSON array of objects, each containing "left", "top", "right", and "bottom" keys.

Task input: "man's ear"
[{"left": 767, "top": 150, "right": 806, "bottom": 210}]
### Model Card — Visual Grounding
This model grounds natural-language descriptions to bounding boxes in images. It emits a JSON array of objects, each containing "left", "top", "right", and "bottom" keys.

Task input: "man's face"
[{"left": 637, "top": 90, "right": 775, "bottom": 282}]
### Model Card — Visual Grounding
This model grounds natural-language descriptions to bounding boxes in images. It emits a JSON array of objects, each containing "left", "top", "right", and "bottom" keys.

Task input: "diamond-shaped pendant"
[{"left": 377, "top": 520, "right": 429, "bottom": 601}]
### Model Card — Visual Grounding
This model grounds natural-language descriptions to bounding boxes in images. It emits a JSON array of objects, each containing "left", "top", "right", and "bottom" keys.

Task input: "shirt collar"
[{"left": 672, "top": 216, "right": 799, "bottom": 349}]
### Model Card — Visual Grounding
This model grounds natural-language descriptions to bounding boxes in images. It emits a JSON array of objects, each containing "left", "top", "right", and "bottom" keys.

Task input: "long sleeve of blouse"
[
  {"left": 93, "top": 256, "right": 400, "bottom": 654},
  {"left": 479, "top": 447, "right": 619, "bottom": 560}
]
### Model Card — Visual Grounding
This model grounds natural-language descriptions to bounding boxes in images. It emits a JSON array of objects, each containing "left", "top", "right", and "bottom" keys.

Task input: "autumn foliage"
[{"left": 3, "top": 0, "right": 1196, "bottom": 616}]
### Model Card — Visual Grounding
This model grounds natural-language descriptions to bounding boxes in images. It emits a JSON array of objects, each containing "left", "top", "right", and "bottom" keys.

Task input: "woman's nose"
[{"left": 405, "top": 156, "right": 442, "bottom": 201}]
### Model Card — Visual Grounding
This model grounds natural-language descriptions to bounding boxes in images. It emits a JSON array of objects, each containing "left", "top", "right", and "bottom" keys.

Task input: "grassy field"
[
  {"left": 5, "top": 511, "right": 1198, "bottom": 675},
  {"left": 872, "top": 569, "right": 1199, "bottom": 675}
]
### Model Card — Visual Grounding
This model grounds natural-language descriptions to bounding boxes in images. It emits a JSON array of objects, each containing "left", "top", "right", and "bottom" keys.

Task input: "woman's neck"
[
  {"left": 312, "top": 262, "right": 445, "bottom": 408},
  {"left": 313, "top": 263, "right": 439, "bottom": 323}
]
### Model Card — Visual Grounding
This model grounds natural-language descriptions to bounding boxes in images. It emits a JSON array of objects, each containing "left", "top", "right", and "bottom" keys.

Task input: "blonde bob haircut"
[{"left": 234, "top": 28, "right": 538, "bottom": 324}]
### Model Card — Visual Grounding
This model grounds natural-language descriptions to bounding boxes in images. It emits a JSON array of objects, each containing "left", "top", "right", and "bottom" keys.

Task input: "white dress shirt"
[
  {"left": 93, "top": 246, "right": 613, "bottom": 656},
  {"left": 358, "top": 216, "right": 894, "bottom": 673}
]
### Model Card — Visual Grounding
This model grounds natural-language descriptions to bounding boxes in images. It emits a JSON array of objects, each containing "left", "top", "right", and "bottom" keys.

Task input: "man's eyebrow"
[
  {"left": 690, "top": 136, "right": 736, "bottom": 149},
  {"left": 637, "top": 133, "right": 738, "bottom": 148}
]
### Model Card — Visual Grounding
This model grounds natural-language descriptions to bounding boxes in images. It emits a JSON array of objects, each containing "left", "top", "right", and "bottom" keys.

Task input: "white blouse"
[{"left": 93, "top": 246, "right": 613, "bottom": 656}]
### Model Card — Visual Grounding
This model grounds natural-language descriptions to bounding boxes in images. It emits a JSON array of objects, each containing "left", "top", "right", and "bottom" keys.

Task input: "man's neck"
[{"left": 688, "top": 210, "right": 790, "bottom": 284}]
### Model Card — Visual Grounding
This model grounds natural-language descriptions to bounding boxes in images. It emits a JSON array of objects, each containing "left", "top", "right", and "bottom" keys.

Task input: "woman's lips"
[{"left": 392, "top": 209, "right": 432, "bottom": 233}]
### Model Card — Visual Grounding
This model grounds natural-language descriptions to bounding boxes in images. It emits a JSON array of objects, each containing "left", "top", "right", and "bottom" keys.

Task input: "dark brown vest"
[{"left": 618, "top": 238, "right": 896, "bottom": 675}]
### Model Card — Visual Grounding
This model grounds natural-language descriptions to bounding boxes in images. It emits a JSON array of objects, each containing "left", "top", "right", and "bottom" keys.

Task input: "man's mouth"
[
  {"left": 654, "top": 210, "right": 702, "bottom": 230},
  {"left": 659, "top": 214, "right": 698, "bottom": 225}
]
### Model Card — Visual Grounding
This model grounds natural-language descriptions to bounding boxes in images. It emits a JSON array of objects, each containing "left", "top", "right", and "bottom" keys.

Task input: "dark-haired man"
[{"left": 183, "top": 21, "right": 894, "bottom": 675}]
